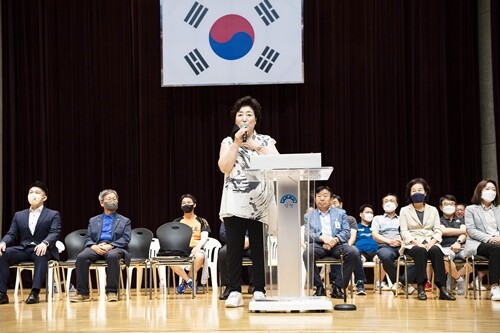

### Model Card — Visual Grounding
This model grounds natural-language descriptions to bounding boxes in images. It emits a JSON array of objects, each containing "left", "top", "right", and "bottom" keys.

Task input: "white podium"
[{"left": 245, "top": 154, "right": 333, "bottom": 312}]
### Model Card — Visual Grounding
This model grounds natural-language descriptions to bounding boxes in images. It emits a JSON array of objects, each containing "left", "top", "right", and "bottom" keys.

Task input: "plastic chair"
[
  {"left": 202, "top": 237, "right": 222, "bottom": 292},
  {"left": 59, "top": 229, "right": 87, "bottom": 297},
  {"left": 150, "top": 222, "right": 194, "bottom": 299},
  {"left": 126, "top": 227, "right": 154, "bottom": 298}
]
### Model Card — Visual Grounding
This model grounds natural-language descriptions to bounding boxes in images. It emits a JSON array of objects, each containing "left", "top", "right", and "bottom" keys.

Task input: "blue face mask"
[{"left": 411, "top": 193, "right": 426, "bottom": 203}]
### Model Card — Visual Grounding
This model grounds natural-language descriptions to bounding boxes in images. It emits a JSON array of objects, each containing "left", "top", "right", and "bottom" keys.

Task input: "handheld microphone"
[{"left": 242, "top": 123, "right": 248, "bottom": 142}]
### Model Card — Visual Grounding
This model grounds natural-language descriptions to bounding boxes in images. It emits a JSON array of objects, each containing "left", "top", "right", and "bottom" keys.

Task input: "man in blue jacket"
[
  {"left": 70, "top": 189, "right": 131, "bottom": 302},
  {"left": 303, "top": 186, "right": 359, "bottom": 299}
]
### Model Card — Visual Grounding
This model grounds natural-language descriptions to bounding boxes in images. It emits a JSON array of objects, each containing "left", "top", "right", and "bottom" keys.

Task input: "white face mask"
[
  {"left": 364, "top": 213, "right": 374, "bottom": 222},
  {"left": 481, "top": 190, "right": 497, "bottom": 203},
  {"left": 383, "top": 202, "right": 396, "bottom": 213},
  {"left": 442, "top": 205, "right": 456, "bottom": 216},
  {"left": 28, "top": 193, "right": 42, "bottom": 205}
]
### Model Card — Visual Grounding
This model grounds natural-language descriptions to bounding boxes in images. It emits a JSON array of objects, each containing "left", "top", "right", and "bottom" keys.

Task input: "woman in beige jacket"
[{"left": 399, "top": 178, "right": 455, "bottom": 301}]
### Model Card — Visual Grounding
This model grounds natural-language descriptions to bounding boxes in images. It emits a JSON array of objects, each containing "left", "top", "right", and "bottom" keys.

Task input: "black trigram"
[
  {"left": 255, "top": 46, "right": 280, "bottom": 73},
  {"left": 254, "top": 0, "right": 279, "bottom": 26},
  {"left": 184, "top": 49, "right": 209, "bottom": 75},
  {"left": 184, "top": 1, "right": 209, "bottom": 28}
]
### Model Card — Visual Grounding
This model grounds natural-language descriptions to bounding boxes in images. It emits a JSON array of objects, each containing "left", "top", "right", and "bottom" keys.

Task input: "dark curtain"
[
  {"left": 492, "top": 0, "right": 500, "bottom": 169},
  {"left": 2, "top": 0, "right": 482, "bottom": 240}
]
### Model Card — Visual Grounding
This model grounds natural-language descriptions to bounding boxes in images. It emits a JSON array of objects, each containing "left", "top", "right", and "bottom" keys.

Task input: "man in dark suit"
[
  {"left": 0, "top": 181, "right": 61, "bottom": 304},
  {"left": 70, "top": 189, "right": 131, "bottom": 302}
]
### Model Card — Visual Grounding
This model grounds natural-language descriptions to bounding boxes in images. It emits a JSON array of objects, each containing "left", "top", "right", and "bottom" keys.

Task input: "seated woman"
[
  {"left": 171, "top": 194, "right": 210, "bottom": 294},
  {"left": 464, "top": 179, "right": 500, "bottom": 301},
  {"left": 399, "top": 178, "right": 455, "bottom": 301}
]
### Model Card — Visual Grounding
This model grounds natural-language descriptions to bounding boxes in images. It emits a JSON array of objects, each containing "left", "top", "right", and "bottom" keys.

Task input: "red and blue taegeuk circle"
[{"left": 209, "top": 15, "right": 255, "bottom": 60}]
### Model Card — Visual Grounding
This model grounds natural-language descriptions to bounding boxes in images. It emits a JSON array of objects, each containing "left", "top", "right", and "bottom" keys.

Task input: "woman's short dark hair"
[
  {"left": 180, "top": 193, "right": 197, "bottom": 205},
  {"left": 471, "top": 179, "right": 498, "bottom": 206},
  {"left": 230, "top": 96, "right": 262, "bottom": 124},
  {"left": 405, "top": 177, "right": 431, "bottom": 204}
]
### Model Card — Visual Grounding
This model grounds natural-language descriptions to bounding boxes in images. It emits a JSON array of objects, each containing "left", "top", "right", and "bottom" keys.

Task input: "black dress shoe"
[
  {"left": 0, "top": 292, "right": 9, "bottom": 305},
  {"left": 25, "top": 292, "right": 39, "bottom": 304},
  {"left": 219, "top": 287, "right": 231, "bottom": 300},
  {"left": 417, "top": 284, "right": 427, "bottom": 300},
  {"left": 330, "top": 285, "right": 345, "bottom": 299},
  {"left": 438, "top": 287, "right": 456, "bottom": 301},
  {"left": 314, "top": 285, "right": 326, "bottom": 296}
]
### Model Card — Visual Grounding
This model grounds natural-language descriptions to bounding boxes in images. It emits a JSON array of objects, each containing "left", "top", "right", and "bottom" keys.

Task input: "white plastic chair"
[{"left": 202, "top": 237, "right": 222, "bottom": 292}]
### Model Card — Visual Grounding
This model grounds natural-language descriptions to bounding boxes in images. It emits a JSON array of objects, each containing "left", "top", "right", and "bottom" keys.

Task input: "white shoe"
[
  {"left": 491, "top": 286, "right": 500, "bottom": 301},
  {"left": 456, "top": 277, "right": 465, "bottom": 296},
  {"left": 469, "top": 277, "right": 487, "bottom": 291},
  {"left": 252, "top": 291, "right": 266, "bottom": 301},
  {"left": 375, "top": 281, "right": 390, "bottom": 291},
  {"left": 391, "top": 282, "right": 415, "bottom": 295},
  {"left": 225, "top": 291, "right": 243, "bottom": 308}
]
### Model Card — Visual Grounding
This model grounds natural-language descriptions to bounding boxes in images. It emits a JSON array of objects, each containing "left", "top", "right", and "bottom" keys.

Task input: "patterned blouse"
[{"left": 219, "top": 131, "right": 277, "bottom": 228}]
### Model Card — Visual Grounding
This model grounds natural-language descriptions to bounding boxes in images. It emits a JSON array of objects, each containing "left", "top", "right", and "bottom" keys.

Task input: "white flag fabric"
[{"left": 161, "top": 0, "right": 303, "bottom": 86}]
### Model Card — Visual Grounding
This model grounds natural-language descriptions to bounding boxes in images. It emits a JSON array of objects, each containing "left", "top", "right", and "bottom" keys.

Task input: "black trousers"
[
  {"left": 0, "top": 246, "right": 51, "bottom": 293},
  {"left": 404, "top": 245, "right": 446, "bottom": 287},
  {"left": 75, "top": 247, "right": 124, "bottom": 295},
  {"left": 218, "top": 245, "right": 252, "bottom": 287},
  {"left": 477, "top": 242, "right": 500, "bottom": 285},
  {"left": 223, "top": 216, "right": 265, "bottom": 293}
]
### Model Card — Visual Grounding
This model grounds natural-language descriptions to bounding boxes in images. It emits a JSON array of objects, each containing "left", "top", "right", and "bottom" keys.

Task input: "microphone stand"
[{"left": 334, "top": 245, "right": 357, "bottom": 311}]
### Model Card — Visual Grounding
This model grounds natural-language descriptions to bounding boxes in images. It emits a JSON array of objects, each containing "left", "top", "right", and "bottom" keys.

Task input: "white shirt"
[
  {"left": 29, "top": 206, "right": 43, "bottom": 235},
  {"left": 319, "top": 210, "right": 332, "bottom": 237}
]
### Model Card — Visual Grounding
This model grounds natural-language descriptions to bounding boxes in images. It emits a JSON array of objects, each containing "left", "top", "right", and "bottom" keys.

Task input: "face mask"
[
  {"left": 28, "top": 193, "right": 42, "bottom": 205},
  {"left": 442, "top": 205, "right": 456, "bottom": 216},
  {"left": 104, "top": 201, "right": 118, "bottom": 211},
  {"left": 383, "top": 202, "right": 396, "bottom": 213},
  {"left": 364, "top": 213, "right": 374, "bottom": 222},
  {"left": 481, "top": 190, "right": 496, "bottom": 203},
  {"left": 411, "top": 193, "right": 426, "bottom": 203},
  {"left": 182, "top": 204, "right": 194, "bottom": 213}
]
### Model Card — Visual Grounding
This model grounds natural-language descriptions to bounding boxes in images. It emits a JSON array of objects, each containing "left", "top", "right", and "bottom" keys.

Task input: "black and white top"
[{"left": 219, "top": 131, "right": 277, "bottom": 230}]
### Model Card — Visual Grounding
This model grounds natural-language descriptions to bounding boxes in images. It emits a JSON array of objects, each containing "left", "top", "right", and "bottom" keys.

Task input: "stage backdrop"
[{"left": 1, "top": 0, "right": 490, "bottom": 241}]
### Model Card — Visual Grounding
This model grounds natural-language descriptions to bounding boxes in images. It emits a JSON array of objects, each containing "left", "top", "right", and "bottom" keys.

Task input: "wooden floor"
[{"left": 2, "top": 286, "right": 500, "bottom": 332}]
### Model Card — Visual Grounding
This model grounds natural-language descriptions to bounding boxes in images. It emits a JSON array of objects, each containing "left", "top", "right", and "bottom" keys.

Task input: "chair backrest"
[
  {"left": 129, "top": 227, "right": 154, "bottom": 260},
  {"left": 64, "top": 229, "right": 88, "bottom": 260},
  {"left": 156, "top": 222, "right": 192, "bottom": 257},
  {"left": 203, "top": 237, "right": 222, "bottom": 264}
]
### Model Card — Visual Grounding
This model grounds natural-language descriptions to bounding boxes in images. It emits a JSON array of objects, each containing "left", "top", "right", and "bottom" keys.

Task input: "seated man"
[
  {"left": 439, "top": 194, "right": 469, "bottom": 295},
  {"left": 303, "top": 186, "right": 358, "bottom": 299},
  {"left": 372, "top": 193, "right": 415, "bottom": 294},
  {"left": 0, "top": 181, "right": 61, "bottom": 304},
  {"left": 171, "top": 194, "right": 210, "bottom": 295},
  {"left": 218, "top": 222, "right": 253, "bottom": 300},
  {"left": 70, "top": 189, "right": 131, "bottom": 302}
]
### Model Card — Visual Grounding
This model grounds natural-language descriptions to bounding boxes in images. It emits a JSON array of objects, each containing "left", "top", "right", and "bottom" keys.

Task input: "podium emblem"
[{"left": 279, "top": 194, "right": 297, "bottom": 208}]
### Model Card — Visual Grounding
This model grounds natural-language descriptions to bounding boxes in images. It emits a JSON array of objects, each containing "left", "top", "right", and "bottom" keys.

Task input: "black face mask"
[{"left": 182, "top": 205, "right": 194, "bottom": 213}]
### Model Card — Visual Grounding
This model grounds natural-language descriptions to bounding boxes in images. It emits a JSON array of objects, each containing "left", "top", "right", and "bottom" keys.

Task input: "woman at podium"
[{"left": 218, "top": 96, "right": 279, "bottom": 308}]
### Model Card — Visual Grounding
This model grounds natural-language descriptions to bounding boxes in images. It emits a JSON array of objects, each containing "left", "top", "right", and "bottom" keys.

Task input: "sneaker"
[
  {"left": 356, "top": 281, "right": 366, "bottom": 295},
  {"left": 177, "top": 281, "right": 187, "bottom": 294},
  {"left": 425, "top": 281, "right": 432, "bottom": 291},
  {"left": 391, "top": 282, "right": 415, "bottom": 295},
  {"left": 225, "top": 291, "right": 243, "bottom": 308},
  {"left": 375, "top": 281, "right": 391, "bottom": 291},
  {"left": 70, "top": 294, "right": 91, "bottom": 303},
  {"left": 252, "top": 291, "right": 266, "bottom": 301},
  {"left": 456, "top": 277, "right": 465, "bottom": 296},
  {"left": 470, "top": 277, "right": 487, "bottom": 291},
  {"left": 186, "top": 280, "right": 199, "bottom": 293},
  {"left": 107, "top": 292, "right": 118, "bottom": 302},
  {"left": 491, "top": 286, "right": 500, "bottom": 301}
]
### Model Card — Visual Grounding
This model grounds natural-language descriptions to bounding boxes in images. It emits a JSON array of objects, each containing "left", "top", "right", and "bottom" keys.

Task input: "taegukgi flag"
[{"left": 161, "top": 0, "right": 303, "bottom": 86}]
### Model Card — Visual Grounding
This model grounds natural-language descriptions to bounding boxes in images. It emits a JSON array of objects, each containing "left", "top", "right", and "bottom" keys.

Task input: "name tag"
[{"left": 335, "top": 219, "right": 341, "bottom": 229}]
